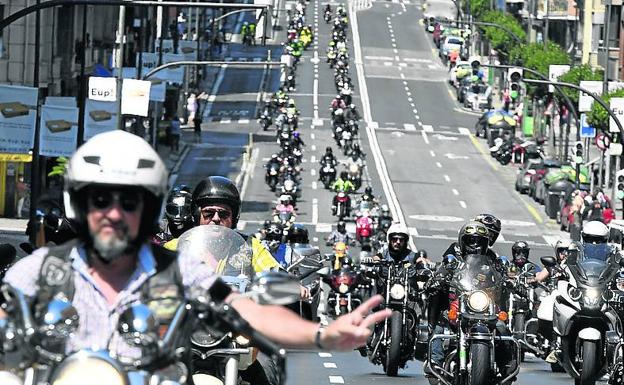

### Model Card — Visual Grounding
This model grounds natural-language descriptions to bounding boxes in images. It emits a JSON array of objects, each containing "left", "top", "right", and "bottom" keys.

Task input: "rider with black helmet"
[
  {"left": 360, "top": 186, "right": 376, "bottom": 203},
  {"left": 289, "top": 224, "right": 310, "bottom": 244},
  {"left": 326, "top": 220, "right": 355, "bottom": 245}
]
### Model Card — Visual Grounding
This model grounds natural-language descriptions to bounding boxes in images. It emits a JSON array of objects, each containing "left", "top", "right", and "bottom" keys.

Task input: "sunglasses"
[
  {"left": 201, "top": 208, "right": 232, "bottom": 220},
  {"left": 267, "top": 227, "right": 282, "bottom": 235},
  {"left": 390, "top": 236, "right": 407, "bottom": 242},
  {"left": 166, "top": 204, "right": 190, "bottom": 217},
  {"left": 88, "top": 189, "right": 143, "bottom": 213}
]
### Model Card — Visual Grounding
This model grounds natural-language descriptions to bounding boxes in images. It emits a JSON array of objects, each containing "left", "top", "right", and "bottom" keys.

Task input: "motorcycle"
[
  {"left": 265, "top": 163, "right": 280, "bottom": 192},
  {"left": 355, "top": 214, "right": 373, "bottom": 246},
  {"left": 505, "top": 262, "right": 539, "bottom": 361},
  {"left": 426, "top": 254, "right": 520, "bottom": 385},
  {"left": 319, "top": 163, "right": 337, "bottom": 189},
  {"left": 258, "top": 107, "right": 272, "bottom": 131},
  {"left": 363, "top": 260, "right": 430, "bottom": 376},
  {"left": 324, "top": 10, "right": 332, "bottom": 23},
  {"left": 280, "top": 177, "right": 300, "bottom": 203},
  {"left": 489, "top": 137, "right": 512, "bottom": 166},
  {"left": 0, "top": 225, "right": 299, "bottom": 385},
  {"left": 323, "top": 263, "right": 363, "bottom": 317},
  {"left": 548, "top": 243, "right": 623, "bottom": 385},
  {"left": 332, "top": 191, "right": 351, "bottom": 219},
  {"left": 347, "top": 162, "right": 362, "bottom": 191}
]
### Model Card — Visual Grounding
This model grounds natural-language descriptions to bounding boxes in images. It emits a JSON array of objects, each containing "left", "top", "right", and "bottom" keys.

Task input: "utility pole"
[
  {"left": 116, "top": 6, "right": 126, "bottom": 130},
  {"left": 603, "top": 0, "right": 612, "bottom": 94}
]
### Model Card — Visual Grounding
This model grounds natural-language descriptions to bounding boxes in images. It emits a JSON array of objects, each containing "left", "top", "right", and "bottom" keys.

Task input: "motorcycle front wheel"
[
  {"left": 576, "top": 340, "right": 599, "bottom": 385},
  {"left": 469, "top": 342, "right": 490, "bottom": 385},
  {"left": 385, "top": 311, "right": 402, "bottom": 377}
]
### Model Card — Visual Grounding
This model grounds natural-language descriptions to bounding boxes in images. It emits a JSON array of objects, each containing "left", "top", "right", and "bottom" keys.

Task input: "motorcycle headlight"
[
  {"left": 583, "top": 289, "right": 601, "bottom": 307},
  {"left": 390, "top": 284, "right": 406, "bottom": 300},
  {"left": 468, "top": 290, "right": 490, "bottom": 312},
  {"left": 235, "top": 335, "right": 250, "bottom": 346},
  {"left": 339, "top": 283, "right": 350, "bottom": 294},
  {"left": 51, "top": 351, "right": 128, "bottom": 385}
]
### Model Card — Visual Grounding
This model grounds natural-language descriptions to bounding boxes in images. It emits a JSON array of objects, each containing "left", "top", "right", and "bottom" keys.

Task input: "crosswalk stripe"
[
  {"left": 458, "top": 127, "right": 471, "bottom": 135},
  {"left": 404, "top": 123, "right": 416, "bottom": 131},
  {"left": 238, "top": 119, "right": 250, "bottom": 124},
  {"left": 422, "top": 124, "right": 434, "bottom": 132}
]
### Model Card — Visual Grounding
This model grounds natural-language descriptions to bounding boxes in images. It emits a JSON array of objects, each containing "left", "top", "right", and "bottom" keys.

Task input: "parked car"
[
  {"left": 515, "top": 158, "right": 544, "bottom": 194},
  {"left": 464, "top": 83, "right": 492, "bottom": 111},
  {"left": 439, "top": 35, "right": 464, "bottom": 62}
]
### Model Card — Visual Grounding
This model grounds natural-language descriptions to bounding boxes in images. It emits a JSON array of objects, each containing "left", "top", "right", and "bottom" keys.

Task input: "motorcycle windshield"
[
  {"left": 279, "top": 211, "right": 292, "bottom": 222},
  {"left": 451, "top": 254, "right": 503, "bottom": 302},
  {"left": 177, "top": 225, "right": 254, "bottom": 286},
  {"left": 569, "top": 244, "right": 617, "bottom": 286}
]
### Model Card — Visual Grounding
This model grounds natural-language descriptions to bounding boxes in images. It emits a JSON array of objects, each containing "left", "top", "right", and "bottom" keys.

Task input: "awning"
[{"left": 0, "top": 153, "right": 33, "bottom": 162}]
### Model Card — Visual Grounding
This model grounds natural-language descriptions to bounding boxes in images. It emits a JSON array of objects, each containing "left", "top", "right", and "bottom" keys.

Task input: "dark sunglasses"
[
  {"left": 88, "top": 189, "right": 143, "bottom": 212},
  {"left": 390, "top": 236, "right": 407, "bottom": 242},
  {"left": 201, "top": 208, "right": 232, "bottom": 220},
  {"left": 267, "top": 227, "right": 282, "bottom": 235}
]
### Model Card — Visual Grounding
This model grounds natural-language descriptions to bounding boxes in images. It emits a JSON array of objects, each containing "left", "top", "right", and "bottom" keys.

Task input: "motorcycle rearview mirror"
[
  {"left": 117, "top": 303, "right": 159, "bottom": 348},
  {"left": 250, "top": 271, "right": 301, "bottom": 305},
  {"left": 540, "top": 256, "right": 557, "bottom": 267},
  {"left": 443, "top": 254, "right": 459, "bottom": 270}
]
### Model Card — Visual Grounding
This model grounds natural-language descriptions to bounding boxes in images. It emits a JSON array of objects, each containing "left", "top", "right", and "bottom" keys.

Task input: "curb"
[{"left": 235, "top": 133, "right": 254, "bottom": 190}]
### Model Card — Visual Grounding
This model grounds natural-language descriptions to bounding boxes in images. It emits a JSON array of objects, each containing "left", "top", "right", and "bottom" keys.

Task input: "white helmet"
[
  {"left": 279, "top": 194, "right": 292, "bottom": 204},
  {"left": 64, "top": 130, "right": 168, "bottom": 233},
  {"left": 581, "top": 221, "right": 609, "bottom": 244},
  {"left": 554, "top": 238, "right": 572, "bottom": 254},
  {"left": 387, "top": 223, "right": 409, "bottom": 242}
]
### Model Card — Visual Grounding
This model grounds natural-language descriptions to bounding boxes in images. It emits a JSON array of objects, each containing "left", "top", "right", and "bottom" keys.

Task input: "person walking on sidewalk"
[
  {"left": 169, "top": 115, "right": 181, "bottom": 153},
  {"left": 193, "top": 112, "right": 203, "bottom": 144}
]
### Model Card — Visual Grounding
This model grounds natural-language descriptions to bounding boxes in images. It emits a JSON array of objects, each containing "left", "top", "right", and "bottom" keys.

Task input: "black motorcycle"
[
  {"left": 266, "top": 163, "right": 280, "bottom": 192},
  {"left": 319, "top": 163, "right": 337, "bottom": 189},
  {"left": 426, "top": 254, "right": 520, "bottom": 385},
  {"left": 505, "top": 262, "right": 539, "bottom": 361},
  {"left": 364, "top": 260, "right": 430, "bottom": 376},
  {"left": 323, "top": 263, "right": 364, "bottom": 317}
]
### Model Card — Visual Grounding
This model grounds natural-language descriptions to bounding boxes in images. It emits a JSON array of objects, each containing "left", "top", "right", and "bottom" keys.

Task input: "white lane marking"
[
  {"left": 220, "top": 118, "right": 232, "bottom": 124},
  {"left": 395, "top": 55, "right": 400, "bottom": 61},
  {"left": 458, "top": 127, "right": 471, "bottom": 135},
  {"left": 238, "top": 119, "right": 250, "bottom": 124},
  {"left": 311, "top": 133, "right": 316, "bottom": 140},
  {"left": 329, "top": 376, "right": 345, "bottom": 384},
  {"left": 407, "top": 97, "right": 413, "bottom": 102},
  {"left": 350, "top": 2, "right": 416, "bottom": 242},
  {"left": 365, "top": 55, "right": 395, "bottom": 61},
  {"left": 400, "top": 73, "right": 406, "bottom": 79},
  {"left": 312, "top": 181, "right": 318, "bottom": 189},
  {"left": 384, "top": 62, "right": 393, "bottom": 66},
  {"left": 430, "top": 150, "right": 435, "bottom": 157},
  {"left": 459, "top": 201, "right": 467, "bottom": 208},
  {"left": 404, "top": 123, "right": 416, "bottom": 131},
  {"left": 421, "top": 130, "right": 430, "bottom": 144},
  {"left": 313, "top": 77, "right": 320, "bottom": 120},
  {"left": 311, "top": 145, "right": 317, "bottom": 151},
  {"left": 319, "top": 352, "right": 333, "bottom": 358},
  {"left": 436, "top": 162, "right": 442, "bottom": 168},
  {"left": 415, "top": 114, "right": 420, "bottom": 119},
  {"left": 312, "top": 198, "right": 319, "bottom": 224},
  {"left": 452, "top": 188, "right": 459, "bottom": 195},
  {"left": 311, "top": 169, "right": 316, "bottom": 176},
  {"left": 404, "top": 86, "right": 409, "bottom": 91},
  {"left": 406, "top": 91, "right": 412, "bottom": 96},
  {"left": 412, "top": 108, "right": 418, "bottom": 114},
  {"left": 311, "top": 155, "right": 316, "bottom": 163},
  {"left": 239, "top": 148, "right": 258, "bottom": 202},
  {"left": 444, "top": 174, "right": 450, "bottom": 182},
  {"left": 423, "top": 124, "right": 433, "bottom": 132},
  {"left": 324, "top": 362, "right": 338, "bottom": 368}
]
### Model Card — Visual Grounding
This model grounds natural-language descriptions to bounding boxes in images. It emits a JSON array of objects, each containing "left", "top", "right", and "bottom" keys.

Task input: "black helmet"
[
  {"left": 326, "top": 146, "right": 333, "bottom": 153},
  {"left": 289, "top": 224, "right": 309, "bottom": 244},
  {"left": 458, "top": 221, "right": 490, "bottom": 256},
  {"left": 416, "top": 249, "right": 428, "bottom": 259},
  {"left": 340, "top": 171, "right": 348, "bottom": 179},
  {"left": 473, "top": 213, "right": 501, "bottom": 246},
  {"left": 337, "top": 220, "right": 346, "bottom": 232},
  {"left": 266, "top": 222, "right": 284, "bottom": 242},
  {"left": 165, "top": 189, "right": 194, "bottom": 237},
  {"left": 192, "top": 176, "right": 241, "bottom": 227},
  {"left": 364, "top": 186, "right": 373, "bottom": 195},
  {"left": 511, "top": 241, "right": 530, "bottom": 267}
]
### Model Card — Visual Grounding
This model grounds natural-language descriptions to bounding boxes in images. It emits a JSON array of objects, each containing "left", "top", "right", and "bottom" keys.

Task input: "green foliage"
[
  {"left": 48, "top": 157, "right": 69, "bottom": 177},
  {"left": 509, "top": 42, "right": 570, "bottom": 97},
  {"left": 479, "top": 11, "right": 526, "bottom": 57},
  {"left": 556, "top": 65, "right": 603, "bottom": 105},
  {"left": 587, "top": 88, "right": 624, "bottom": 131},
  {"left": 466, "top": 0, "right": 490, "bottom": 19}
]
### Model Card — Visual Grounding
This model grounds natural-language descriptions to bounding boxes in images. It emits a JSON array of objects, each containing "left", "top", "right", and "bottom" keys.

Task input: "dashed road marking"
[
  {"left": 238, "top": 119, "right": 250, "bottom": 124},
  {"left": 430, "top": 150, "right": 435, "bottom": 157},
  {"left": 324, "top": 362, "right": 338, "bottom": 368},
  {"left": 443, "top": 174, "right": 450, "bottom": 182},
  {"left": 404, "top": 123, "right": 416, "bottom": 131},
  {"left": 421, "top": 131, "right": 430, "bottom": 144},
  {"left": 329, "top": 376, "right": 345, "bottom": 384},
  {"left": 423, "top": 124, "right": 433, "bottom": 132},
  {"left": 459, "top": 200, "right": 467, "bottom": 208},
  {"left": 436, "top": 162, "right": 442, "bottom": 168},
  {"left": 319, "top": 352, "right": 333, "bottom": 358},
  {"left": 452, "top": 188, "right": 459, "bottom": 195},
  {"left": 220, "top": 118, "right": 232, "bottom": 124},
  {"left": 458, "top": 127, "right": 471, "bottom": 135},
  {"left": 311, "top": 133, "right": 316, "bottom": 140}
]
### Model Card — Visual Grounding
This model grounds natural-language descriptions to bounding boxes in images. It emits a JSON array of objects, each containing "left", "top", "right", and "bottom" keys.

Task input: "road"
[{"left": 166, "top": 0, "right": 585, "bottom": 383}]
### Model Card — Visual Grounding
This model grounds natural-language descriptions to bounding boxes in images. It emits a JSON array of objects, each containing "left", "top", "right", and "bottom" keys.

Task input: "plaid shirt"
[{"left": 3, "top": 243, "right": 216, "bottom": 359}]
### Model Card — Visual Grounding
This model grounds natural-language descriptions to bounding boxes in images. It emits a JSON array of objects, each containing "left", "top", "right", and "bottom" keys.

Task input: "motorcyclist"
[
  {"left": 427, "top": 221, "right": 492, "bottom": 370},
  {"left": 373, "top": 223, "right": 417, "bottom": 264},
  {"left": 262, "top": 222, "right": 293, "bottom": 268},
  {"left": 350, "top": 142, "right": 365, "bottom": 161},
  {"left": 508, "top": 240, "right": 541, "bottom": 276},
  {"left": 330, "top": 94, "right": 347, "bottom": 111},
  {"left": 275, "top": 194, "right": 296, "bottom": 213},
  {"left": 344, "top": 104, "right": 361, "bottom": 122},
  {"left": 331, "top": 172, "right": 355, "bottom": 215},
  {"left": 154, "top": 187, "right": 194, "bottom": 244},
  {"left": 292, "top": 131, "right": 305, "bottom": 148},
  {"left": 360, "top": 186, "right": 376, "bottom": 203},
  {"left": 320, "top": 147, "right": 337, "bottom": 167},
  {"left": 326, "top": 220, "right": 355, "bottom": 246},
  {"left": 265, "top": 153, "right": 282, "bottom": 177},
  {"left": 1, "top": 131, "right": 391, "bottom": 368},
  {"left": 533, "top": 238, "right": 571, "bottom": 283},
  {"left": 330, "top": 241, "right": 354, "bottom": 270},
  {"left": 324, "top": 3, "right": 332, "bottom": 15}
]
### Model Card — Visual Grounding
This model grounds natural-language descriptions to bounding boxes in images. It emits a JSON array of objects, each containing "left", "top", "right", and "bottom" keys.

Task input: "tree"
[
  {"left": 587, "top": 88, "right": 624, "bottom": 131},
  {"left": 479, "top": 11, "right": 526, "bottom": 58},
  {"left": 556, "top": 65, "right": 603, "bottom": 105},
  {"left": 509, "top": 42, "right": 570, "bottom": 97}
]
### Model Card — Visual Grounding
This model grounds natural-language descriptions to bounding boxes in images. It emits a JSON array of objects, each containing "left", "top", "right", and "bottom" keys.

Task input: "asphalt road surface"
[{"left": 151, "top": 0, "right": 584, "bottom": 383}]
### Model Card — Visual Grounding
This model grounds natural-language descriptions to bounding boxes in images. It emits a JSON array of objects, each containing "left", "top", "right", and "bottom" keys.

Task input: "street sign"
[
  {"left": 578, "top": 81, "right": 602, "bottom": 112},
  {"left": 88, "top": 77, "right": 117, "bottom": 102},
  {"left": 596, "top": 133, "right": 611, "bottom": 150},
  {"left": 609, "top": 81, "right": 624, "bottom": 92},
  {"left": 609, "top": 97, "right": 624, "bottom": 133},
  {"left": 580, "top": 113, "right": 596, "bottom": 138},
  {"left": 609, "top": 143, "right": 623, "bottom": 156},
  {"left": 548, "top": 64, "right": 570, "bottom": 93}
]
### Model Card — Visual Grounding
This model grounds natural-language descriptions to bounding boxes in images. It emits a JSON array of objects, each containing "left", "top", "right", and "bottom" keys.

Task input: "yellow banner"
[{"left": 0, "top": 153, "right": 33, "bottom": 162}]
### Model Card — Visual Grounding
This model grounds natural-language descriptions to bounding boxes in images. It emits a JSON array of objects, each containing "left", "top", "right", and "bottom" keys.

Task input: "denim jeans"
[{"left": 430, "top": 325, "right": 445, "bottom": 366}]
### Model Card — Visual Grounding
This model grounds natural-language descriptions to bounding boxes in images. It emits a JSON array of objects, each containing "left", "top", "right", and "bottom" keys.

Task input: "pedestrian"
[
  {"left": 186, "top": 93, "right": 197, "bottom": 124},
  {"left": 193, "top": 112, "right": 203, "bottom": 144},
  {"left": 249, "top": 22, "right": 256, "bottom": 45},
  {"left": 16, "top": 174, "right": 28, "bottom": 219},
  {"left": 569, "top": 191, "right": 585, "bottom": 241},
  {"left": 169, "top": 115, "right": 181, "bottom": 153}
]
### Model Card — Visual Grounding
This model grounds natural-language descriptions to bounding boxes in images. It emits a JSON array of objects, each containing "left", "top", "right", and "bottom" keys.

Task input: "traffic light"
[
  {"left": 573, "top": 141, "right": 584, "bottom": 163},
  {"left": 617, "top": 169, "right": 624, "bottom": 199},
  {"left": 508, "top": 68, "right": 523, "bottom": 100}
]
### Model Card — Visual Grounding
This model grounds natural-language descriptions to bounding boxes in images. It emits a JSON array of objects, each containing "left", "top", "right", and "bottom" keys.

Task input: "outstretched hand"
[{"left": 320, "top": 295, "right": 391, "bottom": 351}]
